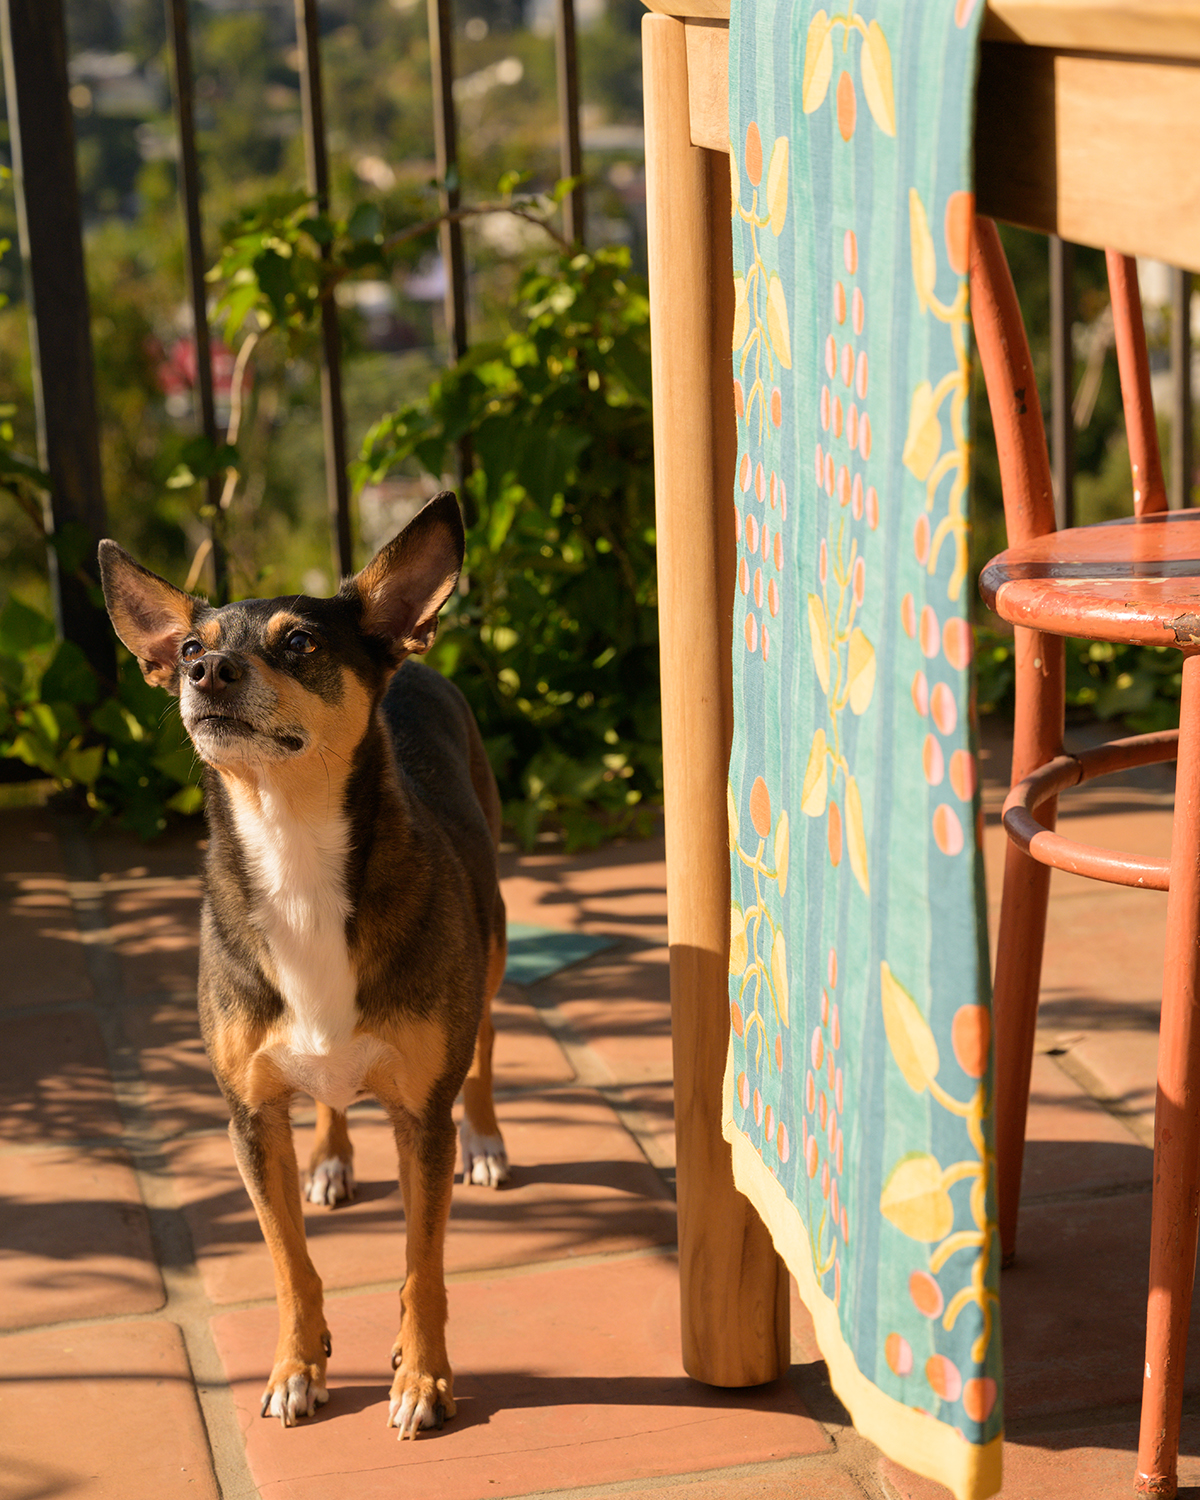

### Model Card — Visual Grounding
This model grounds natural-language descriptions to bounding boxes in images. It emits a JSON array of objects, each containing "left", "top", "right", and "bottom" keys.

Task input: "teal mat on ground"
[{"left": 503, "top": 923, "right": 615, "bottom": 986}]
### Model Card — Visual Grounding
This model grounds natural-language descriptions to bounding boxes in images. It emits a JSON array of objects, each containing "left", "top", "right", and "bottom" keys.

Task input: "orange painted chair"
[{"left": 972, "top": 215, "right": 1198, "bottom": 1498}]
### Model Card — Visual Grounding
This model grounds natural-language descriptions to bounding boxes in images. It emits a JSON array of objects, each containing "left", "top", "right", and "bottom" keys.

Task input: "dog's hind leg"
[
  {"left": 460, "top": 893, "right": 510, "bottom": 1187},
  {"left": 388, "top": 1107, "right": 458, "bottom": 1437},
  {"left": 306, "top": 1102, "right": 356, "bottom": 1206},
  {"left": 228, "top": 1100, "right": 331, "bottom": 1425}
]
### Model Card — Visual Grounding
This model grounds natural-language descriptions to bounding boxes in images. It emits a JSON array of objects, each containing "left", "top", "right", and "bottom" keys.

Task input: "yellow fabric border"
[{"left": 721, "top": 1049, "right": 1002, "bottom": 1500}]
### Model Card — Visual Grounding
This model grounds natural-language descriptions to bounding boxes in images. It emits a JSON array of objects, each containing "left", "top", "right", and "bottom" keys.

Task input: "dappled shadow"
[
  {"left": 289, "top": 1367, "right": 808, "bottom": 1431},
  {"left": 0, "top": 1155, "right": 165, "bottom": 1327},
  {"left": 496, "top": 833, "right": 666, "bottom": 884},
  {"left": 0, "top": 1007, "right": 125, "bottom": 1143},
  {"left": 1034, "top": 994, "right": 1161, "bottom": 1031}
]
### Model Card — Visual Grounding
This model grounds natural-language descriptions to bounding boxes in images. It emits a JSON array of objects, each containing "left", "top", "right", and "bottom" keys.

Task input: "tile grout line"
[
  {"left": 431, "top": 1449, "right": 884, "bottom": 1500},
  {"left": 0, "top": 1071, "right": 681, "bottom": 1161},
  {"left": 518, "top": 978, "right": 678, "bottom": 1191},
  {"left": 0, "top": 1245, "right": 684, "bottom": 1345},
  {"left": 54, "top": 817, "right": 260, "bottom": 1500},
  {"left": 1050, "top": 1047, "right": 1156, "bottom": 1149}
]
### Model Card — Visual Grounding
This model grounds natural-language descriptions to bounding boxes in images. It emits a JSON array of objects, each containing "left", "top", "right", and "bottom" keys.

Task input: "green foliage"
[
  {"left": 208, "top": 180, "right": 570, "bottom": 353},
  {"left": 212, "top": 189, "right": 385, "bottom": 347},
  {"left": 0, "top": 594, "right": 203, "bottom": 838},
  {"left": 358, "top": 246, "right": 659, "bottom": 849},
  {"left": 975, "top": 623, "right": 1182, "bottom": 734},
  {"left": 0, "top": 401, "right": 48, "bottom": 516}
]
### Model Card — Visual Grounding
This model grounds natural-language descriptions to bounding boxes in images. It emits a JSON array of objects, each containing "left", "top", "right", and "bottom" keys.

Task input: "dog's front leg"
[
  {"left": 228, "top": 1100, "right": 331, "bottom": 1425},
  {"left": 388, "top": 1106, "right": 457, "bottom": 1438}
]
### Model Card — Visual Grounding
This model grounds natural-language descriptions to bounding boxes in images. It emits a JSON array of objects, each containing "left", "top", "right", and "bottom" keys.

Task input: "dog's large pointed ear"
[
  {"left": 98, "top": 541, "right": 203, "bottom": 694},
  {"left": 349, "top": 491, "right": 464, "bottom": 659}
]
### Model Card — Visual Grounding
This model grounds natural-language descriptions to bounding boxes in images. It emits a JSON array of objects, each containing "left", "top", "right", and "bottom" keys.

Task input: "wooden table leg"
[{"left": 643, "top": 9, "right": 790, "bottom": 1388}]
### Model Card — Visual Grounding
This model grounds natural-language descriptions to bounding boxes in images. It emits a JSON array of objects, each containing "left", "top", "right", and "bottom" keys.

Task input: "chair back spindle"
[
  {"left": 969, "top": 217, "right": 1057, "bottom": 547},
  {"left": 1106, "top": 250, "right": 1168, "bottom": 516}
]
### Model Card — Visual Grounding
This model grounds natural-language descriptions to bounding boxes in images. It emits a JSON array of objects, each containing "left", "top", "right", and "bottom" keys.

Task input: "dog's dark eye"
[
  {"left": 286, "top": 631, "right": 317, "bottom": 655},
  {"left": 181, "top": 640, "right": 204, "bottom": 662}
]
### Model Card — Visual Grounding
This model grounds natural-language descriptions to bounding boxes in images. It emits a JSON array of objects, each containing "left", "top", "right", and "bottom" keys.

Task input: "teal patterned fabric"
[{"left": 721, "top": 4, "right": 999, "bottom": 1496}]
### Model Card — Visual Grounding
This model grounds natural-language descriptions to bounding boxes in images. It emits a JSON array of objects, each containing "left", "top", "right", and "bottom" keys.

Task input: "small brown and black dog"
[{"left": 99, "top": 492, "right": 508, "bottom": 1437}]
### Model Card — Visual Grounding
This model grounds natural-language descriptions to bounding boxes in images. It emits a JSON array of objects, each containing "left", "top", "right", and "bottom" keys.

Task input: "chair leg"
[
  {"left": 1136, "top": 652, "right": 1200, "bottom": 1498},
  {"left": 993, "top": 841, "right": 1054, "bottom": 1265},
  {"left": 994, "top": 626, "right": 1064, "bottom": 1266}
]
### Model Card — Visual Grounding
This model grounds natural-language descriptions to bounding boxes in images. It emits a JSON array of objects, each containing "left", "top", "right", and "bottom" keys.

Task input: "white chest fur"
[{"left": 229, "top": 788, "right": 378, "bottom": 1109}]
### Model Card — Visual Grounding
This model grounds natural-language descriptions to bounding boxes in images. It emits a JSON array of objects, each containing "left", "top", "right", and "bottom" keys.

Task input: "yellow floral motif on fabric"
[
  {"left": 802, "top": 8, "right": 896, "bottom": 138},
  {"left": 804, "top": 519, "right": 874, "bottom": 895},
  {"left": 879, "top": 962, "right": 997, "bottom": 1365},
  {"left": 729, "top": 776, "right": 791, "bottom": 1072},
  {"left": 902, "top": 187, "right": 975, "bottom": 601}
]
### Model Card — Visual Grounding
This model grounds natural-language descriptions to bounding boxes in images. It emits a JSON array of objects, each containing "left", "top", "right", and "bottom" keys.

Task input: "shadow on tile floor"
[{"left": 8, "top": 789, "right": 1200, "bottom": 1499}]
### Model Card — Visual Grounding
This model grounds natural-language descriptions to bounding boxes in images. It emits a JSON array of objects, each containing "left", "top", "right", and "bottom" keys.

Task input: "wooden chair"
[{"left": 972, "top": 214, "right": 1198, "bottom": 1499}]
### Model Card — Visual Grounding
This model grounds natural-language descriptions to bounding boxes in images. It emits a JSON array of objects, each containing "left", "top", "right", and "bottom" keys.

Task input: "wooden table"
[{"left": 641, "top": 0, "right": 1200, "bottom": 1388}]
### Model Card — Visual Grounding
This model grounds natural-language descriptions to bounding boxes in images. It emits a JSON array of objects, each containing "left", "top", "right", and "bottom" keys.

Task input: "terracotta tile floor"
[{"left": 2, "top": 719, "right": 1198, "bottom": 1499}]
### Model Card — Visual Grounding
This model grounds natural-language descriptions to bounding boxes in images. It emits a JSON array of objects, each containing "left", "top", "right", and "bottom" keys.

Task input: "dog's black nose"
[{"left": 187, "top": 651, "right": 243, "bottom": 693}]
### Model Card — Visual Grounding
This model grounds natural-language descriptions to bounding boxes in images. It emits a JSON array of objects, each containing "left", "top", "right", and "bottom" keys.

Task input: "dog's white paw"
[
  {"left": 305, "top": 1155, "right": 356, "bottom": 1206},
  {"left": 388, "top": 1373, "right": 455, "bottom": 1439},
  {"left": 260, "top": 1369, "right": 329, "bottom": 1426},
  {"left": 460, "top": 1124, "right": 510, "bottom": 1188}
]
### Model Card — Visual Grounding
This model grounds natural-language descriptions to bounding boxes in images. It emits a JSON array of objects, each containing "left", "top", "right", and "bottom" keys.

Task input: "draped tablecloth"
[{"left": 721, "top": 4, "right": 999, "bottom": 1495}]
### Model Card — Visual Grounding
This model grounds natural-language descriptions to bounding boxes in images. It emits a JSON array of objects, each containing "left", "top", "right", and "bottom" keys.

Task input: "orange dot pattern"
[{"left": 903, "top": 568, "right": 978, "bottom": 855}]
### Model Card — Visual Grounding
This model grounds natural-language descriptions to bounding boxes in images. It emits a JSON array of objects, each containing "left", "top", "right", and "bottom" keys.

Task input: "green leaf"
[
  {"left": 219, "top": 280, "right": 262, "bottom": 341},
  {"left": 152, "top": 744, "right": 201, "bottom": 787},
  {"left": 40, "top": 640, "right": 100, "bottom": 707},
  {"left": 89, "top": 697, "right": 138, "bottom": 743},
  {"left": 167, "top": 784, "right": 205, "bottom": 815},
  {"left": 63, "top": 744, "right": 104, "bottom": 785},
  {"left": 253, "top": 247, "right": 295, "bottom": 325},
  {"left": 0, "top": 650, "right": 24, "bottom": 701},
  {"left": 346, "top": 201, "right": 382, "bottom": 242},
  {"left": 552, "top": 174, "right": 584, "bottom": 206},
  {"left": 179, "top": 435, "right": 240, "bottom": 480},
  {"left": 297, "top": 214, "right": 335, "bottom": 246},
  {"left": 8, "top": 729, "right": 59, "bottom": 775},
  {"left": 0, "top": 595, "right": 56, "bottom": 655},
  {"left": 0, "top": 446, "right": 49, "bottom": 489}
]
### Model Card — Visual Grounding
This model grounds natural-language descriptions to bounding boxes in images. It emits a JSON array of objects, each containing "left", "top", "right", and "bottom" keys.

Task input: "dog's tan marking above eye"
[
  {"left": 198, "top": 618, "right": 224, "bottom": 650},
  {"left": 266, "top": 611, "right": 310, "bottom": 648}
]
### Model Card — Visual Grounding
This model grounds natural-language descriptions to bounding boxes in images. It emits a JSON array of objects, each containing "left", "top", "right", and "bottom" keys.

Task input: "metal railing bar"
[
  {"left": 426, "top": 0, "right": 474, "bottom": 521},
  {"left": 294, "top": 0, "right": 353, "bottom": 580},
  {"left": 555, "top": 0, "right": 585, "bottom": 247},
  {"left": 1049, "top": 234, "right": 1075, "bottom": 531},
  {"left": 0, "top": 0, "right": 114, "bottom": 681},
  {"left": 165, "top": 0, "right": 227, "bottom": 601},
  {"left": 428, "top": 0, "right": 468, "bottom": 366}
]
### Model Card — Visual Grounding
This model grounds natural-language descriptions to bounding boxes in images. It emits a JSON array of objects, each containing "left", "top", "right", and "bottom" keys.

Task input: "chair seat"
[{"left": 980, "top": 508, "right": 1200, "bottom": 647}]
